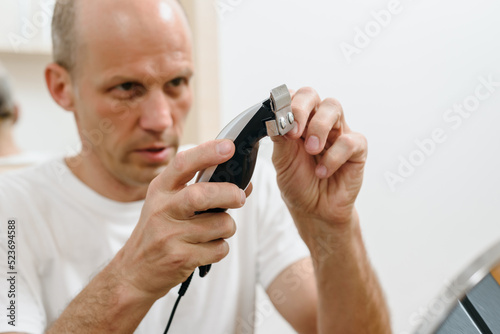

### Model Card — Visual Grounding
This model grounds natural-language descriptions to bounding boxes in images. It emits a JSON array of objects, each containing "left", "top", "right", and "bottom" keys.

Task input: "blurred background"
[{"left": 1, "top": 0, "right": 500, "bottom": 333}]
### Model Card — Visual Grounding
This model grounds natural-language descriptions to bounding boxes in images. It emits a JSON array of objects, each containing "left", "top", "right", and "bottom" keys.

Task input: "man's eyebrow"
[
  {"left": 175, "top": 68, "right": 194, "bottom": 78},
  {"left": 105, "top": 68, "right": 194, "bottom": 84},
  {"left": 105, "top": 75, "right": 136, "bottom": 84}
]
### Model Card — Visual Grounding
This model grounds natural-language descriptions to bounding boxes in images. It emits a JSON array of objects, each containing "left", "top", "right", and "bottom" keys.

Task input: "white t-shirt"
[
  {"left": 0, "top": 151, "right": 54, "bottom": 173},
  {"left": 0, "top": 153, "right": 309, "bottom": 334}
]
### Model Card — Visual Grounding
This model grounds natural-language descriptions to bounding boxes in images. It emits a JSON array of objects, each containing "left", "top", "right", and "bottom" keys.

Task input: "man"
[
  {"left": 0, "top": 63, "right": 24, "bottom": 172},
  {"left": 0, "top": 0, "right": 391, "bottom": 333},
  {"left": 0, "top": 63, "right": 50, "bottom": 172}
]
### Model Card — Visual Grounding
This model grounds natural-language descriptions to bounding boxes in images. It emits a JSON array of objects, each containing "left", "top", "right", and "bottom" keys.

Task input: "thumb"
[{"left": 270, "top": 133, "right": 298, "bottom": 173}]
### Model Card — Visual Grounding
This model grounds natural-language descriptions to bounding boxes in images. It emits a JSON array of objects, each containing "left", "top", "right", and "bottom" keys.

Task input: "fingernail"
[
  {"left": 240, "top": 190, "right": 247, "bottom": 205},
  {"left": 306, "top": 136, "right": 320, "bottom": 152},
  {"left": 217, "top": 141, "right": 232, "bottom": 156},
  {"left": 316, "top": 165, "right": 327, "bottom": 178}
]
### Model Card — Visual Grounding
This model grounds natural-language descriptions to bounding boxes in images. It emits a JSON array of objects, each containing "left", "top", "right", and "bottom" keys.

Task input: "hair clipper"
[{"left": 195, "top": 84, "right": 295, "bottom": 277}]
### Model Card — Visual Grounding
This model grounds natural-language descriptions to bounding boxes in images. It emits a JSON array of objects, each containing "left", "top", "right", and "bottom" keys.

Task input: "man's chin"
[
  {"left": 119, "top": 147, "right": 177, "bottom": 185},
  {"left": 124, "top": 164, "right": 168, "bottom": 186}
]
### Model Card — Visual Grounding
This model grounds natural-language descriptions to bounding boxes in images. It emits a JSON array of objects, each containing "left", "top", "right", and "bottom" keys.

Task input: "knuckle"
[
  {"left": 323, "top": 98, "right": 344, "bottom": 119},
  {"left": 156, "top": 237, "right": 195, "bottom": 270},
  {"left": 300, "top": 87, "right": 321, "bottom": 105},
  {"left": 210, "top": 213, "right": 236, "bottom": 239},
  {"left": 291, "top": 103, "right": 308, "bottom": 121},
  {"left": 340, "top": 134, "right": 356, "bottom": 151},
  {"left": 205, "top": 183, "right": 219, "bottom": 200},
  {"left": 154, "top": 228, "right": 177, "bottom": 247},
  {"left": 231, "top": 185, "right": 243, "bottom": 205},
  {"left": 223, "top": 214, "right": 237, "bottom": 237},
  {"left": 167, "top": 252, "right": 188, "bottom": 269},
  {"left": 323, "top": 97, "right": 342, "bottom": 109},
  {"left": 358, "top": 133, "right": 368, "bottom": 148},
  {"left": 213, "top": 240, "right": 230, "bottom": 262},
  {"left": 357, "top": 133, "right": 369, "bottom": 158},
  {"left": 185, "top": 187, "right": 208, "bottom": 210},
  {"left": 171, "top": 252, "right": 199, "bottom": 275},
  {"left": 146, "top": 177, "right": 160, "bottom": 196},
  {"left": 146, "top": 232, "right": 182, "bottom": 266},
  {"left": 297, "top": 86, "right": 317, "bottom": 96},
  {"left": 147, "top": 172, "right": 168, "bottom": 194}
]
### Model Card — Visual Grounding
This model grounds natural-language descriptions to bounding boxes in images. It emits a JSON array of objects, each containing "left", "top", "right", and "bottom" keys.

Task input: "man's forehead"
[
  {"left": 74, "top": 0, "right": 192, "bottom": 78},
  {"left": 76, "top": 0, "right": 189, "bottom": 43}
]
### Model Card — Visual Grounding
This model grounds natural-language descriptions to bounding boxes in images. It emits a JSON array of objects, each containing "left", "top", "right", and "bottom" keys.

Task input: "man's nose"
[{"left": 139, "top": 90, "right": 173, "bottom": 132}]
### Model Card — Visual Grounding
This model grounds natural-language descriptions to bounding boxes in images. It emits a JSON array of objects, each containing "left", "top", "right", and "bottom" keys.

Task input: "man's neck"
[{"left": 65, "top": 153, "right": 149, "bottom": 203}]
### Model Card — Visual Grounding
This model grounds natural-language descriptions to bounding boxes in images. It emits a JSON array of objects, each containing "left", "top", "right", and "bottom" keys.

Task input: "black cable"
[
  {"left": 163, "top": 294, "right": 182, "bottom": 334},
  {"left": 163, "top": 272, "right": 193, "bottom": 334},
  {"left": 163, "top": 210, "right": 218, "bottom": 333}
]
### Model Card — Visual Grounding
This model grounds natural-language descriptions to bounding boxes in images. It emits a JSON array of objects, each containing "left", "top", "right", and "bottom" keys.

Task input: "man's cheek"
[{"left": 100, "top": 118, "right": 115, "bottom": 134}]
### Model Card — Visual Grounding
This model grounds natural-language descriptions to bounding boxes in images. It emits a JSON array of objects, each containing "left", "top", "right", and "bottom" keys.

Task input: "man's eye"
[
  {"left": 112, "top": 82, "right": 145, "bottom": 99},
  {"left": 169, "top": 77, "right": 185, "bottom": 87},
  {"left": 117, "top": 82, "right": 137, "bottom": 91}
]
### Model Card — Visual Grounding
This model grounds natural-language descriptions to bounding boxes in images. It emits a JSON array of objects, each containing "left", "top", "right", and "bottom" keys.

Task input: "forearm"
[
  {"left": 303, "top": 212, "right": 391, "bottom": 334},
  {"left": 46, "top": 251, "right": 158, "bottom": 333}
]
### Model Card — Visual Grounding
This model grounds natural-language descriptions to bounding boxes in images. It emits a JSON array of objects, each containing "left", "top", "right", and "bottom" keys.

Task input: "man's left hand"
[{"left": 271, "top": 87, "right": 367, "bottom": 244}]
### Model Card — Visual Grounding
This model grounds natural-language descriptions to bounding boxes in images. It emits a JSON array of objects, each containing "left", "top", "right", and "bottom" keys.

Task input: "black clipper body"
[{"left": 195, "top": 84, "right": 295, "bottom": 277}]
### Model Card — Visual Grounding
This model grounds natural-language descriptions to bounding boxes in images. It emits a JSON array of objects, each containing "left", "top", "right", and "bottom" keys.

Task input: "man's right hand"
[
  {"left": 46, "top": 140, "right": 246, "bottom": 334},
  {"left": 111, "top": 139, "right": 246, "bottom": 300}
]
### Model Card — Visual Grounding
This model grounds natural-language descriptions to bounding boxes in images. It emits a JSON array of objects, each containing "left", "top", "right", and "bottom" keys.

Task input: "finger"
[
  {"left": 315, "top": 133, "right": 367, "bottom": 179},
  {"left": 244, "top": 182, "right": 253, "bottom": 198},
  {"left": 304, "top": 98, "right": 344, "bottom": 155},
  {"left": 160, "top": 140, "right": 235, "bottom": 191},
  {"left": 191, "top": 238, "right": 231, "bottom": 266},
  {"left": 170, "top": 182, "right": 246, "bottom": 218},
  {"left": 286, "top": 87, "right": 321, "bottom": 139},
  {"left": 182, "top": 212, "right": 237, "bottom": 244}
]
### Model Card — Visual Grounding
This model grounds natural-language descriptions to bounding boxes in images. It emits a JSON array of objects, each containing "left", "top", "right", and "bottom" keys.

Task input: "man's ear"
[{"left": 45, "top": 63, "right": 75, "bottom": 111}]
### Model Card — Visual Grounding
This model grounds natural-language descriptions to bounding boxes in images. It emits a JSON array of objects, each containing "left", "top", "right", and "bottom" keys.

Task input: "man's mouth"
[
  {"left": 134, "top": 145, "right": 173, "bottom": 163},
  {"left": 142, "top": 147, "right": 165, "bottom": 153}
]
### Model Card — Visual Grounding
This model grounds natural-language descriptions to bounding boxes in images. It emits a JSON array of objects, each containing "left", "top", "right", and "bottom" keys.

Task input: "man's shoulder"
[{"left": 0, "top": 158, "right": 66, "bottom": 201}]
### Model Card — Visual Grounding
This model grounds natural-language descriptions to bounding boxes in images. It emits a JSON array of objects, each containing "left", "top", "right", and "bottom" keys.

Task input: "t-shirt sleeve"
[
  {"left": 0, "top": 176, "right": 47, "bottom": 333},
  {"left": 253, "top": 157, "right": 310, "bottom": 289}
]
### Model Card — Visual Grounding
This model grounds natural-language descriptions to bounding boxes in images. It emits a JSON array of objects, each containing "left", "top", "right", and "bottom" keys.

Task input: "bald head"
[
  {"left": 45, "top": 0, "right": 195, "bottom": 189},
  {"left": 51, "top": 0, "right": 189, "bottom": 76}
]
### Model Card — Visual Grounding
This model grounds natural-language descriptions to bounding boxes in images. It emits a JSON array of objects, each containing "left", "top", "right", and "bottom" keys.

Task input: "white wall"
[{"left": 217, "top": 0, "right": 500, "bottom": 333}]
